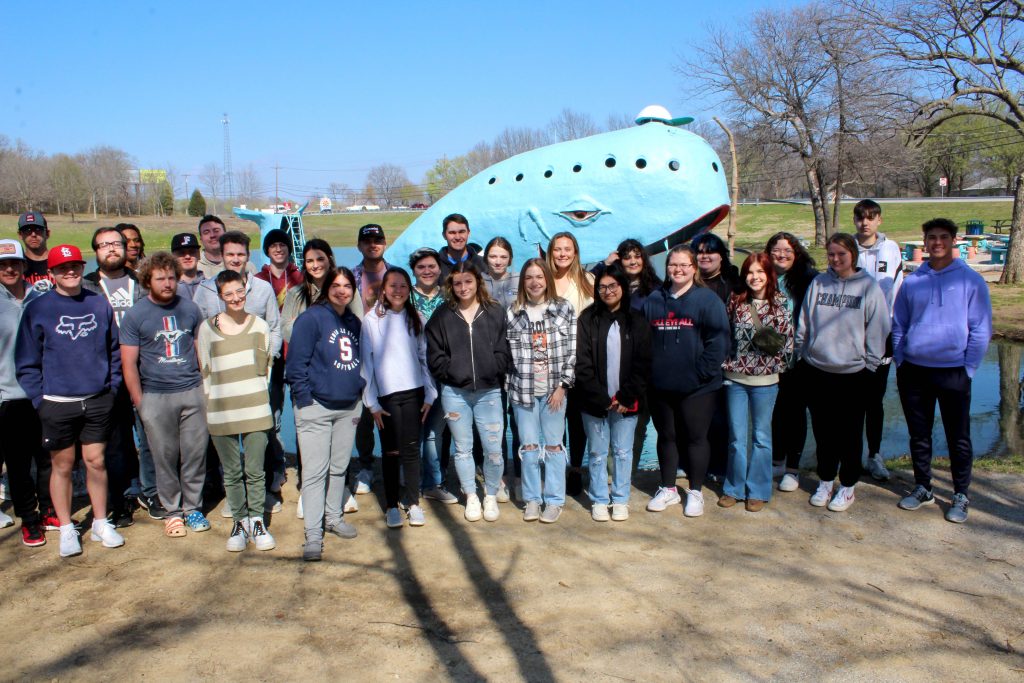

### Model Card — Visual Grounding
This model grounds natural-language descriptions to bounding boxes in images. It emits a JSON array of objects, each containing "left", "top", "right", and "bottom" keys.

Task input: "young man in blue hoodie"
[
  {"left": 15, "top": 245, "right": 125, "bottom": 556},
  {"left": 892, "top": 218, "right": 992, "bottom": 523}
]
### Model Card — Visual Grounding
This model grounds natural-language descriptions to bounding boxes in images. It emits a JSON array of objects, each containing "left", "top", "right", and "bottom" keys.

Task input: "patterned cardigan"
[
  {"left": 722, "top": 292, "right": 793, "bottom": 378},
  {"left": 505, "top": 298, "right": 577, "bottom": 407}
]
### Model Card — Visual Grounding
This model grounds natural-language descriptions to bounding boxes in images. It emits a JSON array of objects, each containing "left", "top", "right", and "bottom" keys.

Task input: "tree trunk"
[
  {"left": 805, "top": 163, "right": 829, "bottom": 246},
  {"left": 997, "top": 342, "right": 1024, "bottom": 457},
  {"left": 713, "top": 117, "right": 739, "bottom": 259},
  {"left": 1000, "top": 173, "right": 1024, "bottom": 284}
]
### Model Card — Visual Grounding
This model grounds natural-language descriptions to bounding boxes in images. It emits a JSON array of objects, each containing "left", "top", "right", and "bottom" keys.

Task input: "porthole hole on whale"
[
  {"left": 515, "top": 173, "right": 524, "bottom": 182},
  {"left": 635, "top": 158, "right": 647, "bottom": 169},
  {"left": 605, "top": 157, "right": 616, "bottom": 168},
  {"left": 572, "top": 164, "right": 582, "bottom": 173},
  {"left": 488, "top": 177, "right": 496, "bottom": 185},
  {"left": 712, "top": 162, "right": 719, "bottom": 172},
  {"left": 668, "top": 160, "right": 680, "bottom": 171},
  {"left": 544, "top": 169, "right": 553, "bottom": 178}
]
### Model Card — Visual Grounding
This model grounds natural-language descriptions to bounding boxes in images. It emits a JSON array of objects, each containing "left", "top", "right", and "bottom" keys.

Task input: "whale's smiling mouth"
[{"left": 644, "top": 205, "right": 730, "bottom": 255}]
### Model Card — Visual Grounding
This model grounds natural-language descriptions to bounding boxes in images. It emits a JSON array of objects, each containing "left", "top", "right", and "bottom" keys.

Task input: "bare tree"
[
  {"left": 847, "top": 0, "right": 1024, "bottom": 281},
  {"left": 50, "top": 154, "right": 88, "bottom": 219},
  {"left": 81, "top": 146, "right": 133, "bottom": 217},
  {"left": 235, "top": 164, "right": 263, "bottom": 207},
  {"left": 365, "top": 163, "right": 410, "bottom": 208},
  {"left": 605, "top": 112, "right": 635, "bottom": 131},
  {"left": 199, "top": 163, "right": 222, "bottom": 214},
  {"left": 492, "top": 126, "right": 549, "bottom": 162},
  {"left": 549, "top": 108, "right": 599, "bottom": 141},
  {"left": 328, "top": 182, "right": 351, "bottom": 206}
]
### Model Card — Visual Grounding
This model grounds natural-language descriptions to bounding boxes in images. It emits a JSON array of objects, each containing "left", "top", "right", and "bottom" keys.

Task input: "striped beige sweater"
[{"left": 196, "top": 314, "right": 274, "bottom": 436}]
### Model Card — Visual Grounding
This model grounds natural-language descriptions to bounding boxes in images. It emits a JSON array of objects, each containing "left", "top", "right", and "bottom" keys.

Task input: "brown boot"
[
  {"left": 717, "top": 495, "right": 739, "bottom": 508},
  {"left": 745, "top": 499, "right": 765, "bottom": 512}
]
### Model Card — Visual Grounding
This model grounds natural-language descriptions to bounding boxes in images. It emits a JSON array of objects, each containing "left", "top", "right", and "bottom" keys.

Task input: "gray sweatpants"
[
  {"left": 138, "top": 386, "right": 208, "bottom": 517},
  {"left": 296, "top": 400, "right": 360, "bottom": 541}
]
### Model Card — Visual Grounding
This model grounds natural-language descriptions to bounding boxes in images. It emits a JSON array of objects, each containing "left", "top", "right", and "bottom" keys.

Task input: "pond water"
[{"left": 278, "top": 251, "right": 1022, "bottom": 468}]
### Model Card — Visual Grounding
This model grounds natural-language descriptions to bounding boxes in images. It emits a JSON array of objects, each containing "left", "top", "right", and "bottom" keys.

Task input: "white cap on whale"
[{"left": 635, "top": 104, "right": 694, "bottom": 127}]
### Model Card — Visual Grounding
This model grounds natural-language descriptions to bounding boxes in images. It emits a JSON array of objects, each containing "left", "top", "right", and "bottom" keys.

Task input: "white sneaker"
[
  {"left": 90, "top": 518, "right": 125, "bottom": 548},
  {"left": 611, "top": 503, "right": 629, "bottom": 521},
  {"left": 407, "top": 504, "right": 426, "bottom": 527},
  {"left": 827, "top": 485, "right": 856, "bottom": 512},
  {"left": 266, "top": 491, "right": 283, "bottom": 514},
  {"left": 0, "top": 508, "right": 13, "bottom": 528},
  {"left": 591, "top": 504, "right": 610, "bottom": 522},
  {"left": 866, "top": 454, "right": 891, "bottom": 482},
  {"left": 646, "top": 486, "right": 682, "bottom": 512},
  {"left": 464, "top": 494, "right": 482, "bottom": 522},
  {"left": 778, "top": 473, "right": 800, "bottom": 492},
  {"left": 59, "top": 523, "right": 82, "bottom": 557},
  {"left": 684, "top": 489, "right": 704, "bottom": 517},
  {"left": 355, "top": 469, "right": 373, "bottom": 495},
  {"left": 343, "top": 488, "right": 359, "bottom": 513},
  {"left": 220, "top": 502, "right": 233, "bottom": 518},
  {"left": 482, "top": 495, "right": 500, "bottom": 522},
  {"left": 810, "top": 480, "right": 834, "bottom": 507},
  {"left": 495, "top": 483, "right": 510, "bottom": 503},
  {"left": 296, "top": 495, "right": 304, "bottom": 519},
  {"left": 772, "top": 464, "right": 786, "bottom": 479},
  {"left": 386, "top": 507, "right": 403, "bottom": 528},
  {"left": 249, "top": 517, "right": 275, "bottom": 550},
  {"left": 423, "top": 487, "right": 458, "bottom": 504},
  {"left": 523, "top": 501, "right": 541, "bottom": 521},
  {"left": 226, "top": 520, "right": 248, "bottom": 552}
]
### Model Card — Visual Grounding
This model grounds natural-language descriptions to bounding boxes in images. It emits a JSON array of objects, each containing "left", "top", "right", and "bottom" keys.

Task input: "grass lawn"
[{"left": 887, "top": 453, "right": 1024, "bottom": 474}]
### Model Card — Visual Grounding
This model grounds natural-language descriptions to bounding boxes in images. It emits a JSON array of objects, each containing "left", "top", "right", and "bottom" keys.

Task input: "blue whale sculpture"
[
  {"left": 385, "top": 109, "right": 730, "bottom": 268},
  {"left": 233, "top": 202, "right": 309, "bottom": 267}
]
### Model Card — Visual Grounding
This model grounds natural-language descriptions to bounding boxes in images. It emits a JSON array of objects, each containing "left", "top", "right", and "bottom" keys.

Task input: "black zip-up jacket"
[
  {"left": 575, "top": 304, "right": 651, "bottom": 418},
  {"left": 425, "top": 302, "right": 511, "bottom": 391}
]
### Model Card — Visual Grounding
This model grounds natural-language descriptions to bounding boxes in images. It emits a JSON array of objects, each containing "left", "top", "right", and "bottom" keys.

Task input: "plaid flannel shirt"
[{"left": 505, "top": 297, "right": 577, "bottom": 407}]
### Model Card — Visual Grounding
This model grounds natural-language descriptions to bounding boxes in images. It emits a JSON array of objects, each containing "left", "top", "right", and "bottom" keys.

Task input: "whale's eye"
[{"left": 560, "top": 210, "right": 600, "bottom": 222}]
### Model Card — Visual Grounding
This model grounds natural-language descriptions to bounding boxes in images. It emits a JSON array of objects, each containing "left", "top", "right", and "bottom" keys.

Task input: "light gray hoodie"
[
  {"left": 0, "top": 282, "right": 44, "bottom": 402},
  {"left": 795, "top": 267, "right": 891, "bottom": 374}
]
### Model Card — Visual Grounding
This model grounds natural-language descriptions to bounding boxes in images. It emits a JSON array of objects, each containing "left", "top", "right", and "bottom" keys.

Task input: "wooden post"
[{"left": 713, "top": 117, "right": 739, "bottom": 259}]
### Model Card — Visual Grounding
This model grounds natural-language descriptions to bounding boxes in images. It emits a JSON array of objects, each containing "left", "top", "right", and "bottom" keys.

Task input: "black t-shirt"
[{"left": 24, "top": 258, "right": 52, "bottom": 287}]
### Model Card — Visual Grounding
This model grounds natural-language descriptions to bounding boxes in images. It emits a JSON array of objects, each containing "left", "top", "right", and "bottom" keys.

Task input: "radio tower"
[{"left": 222, "top": 113, "right": 234, "bottom": 200}]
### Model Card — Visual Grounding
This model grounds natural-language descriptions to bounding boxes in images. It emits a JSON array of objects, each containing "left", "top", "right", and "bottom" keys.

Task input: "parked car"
[{"left": 410, "top": 203, "right": 428, "bottom": 210}]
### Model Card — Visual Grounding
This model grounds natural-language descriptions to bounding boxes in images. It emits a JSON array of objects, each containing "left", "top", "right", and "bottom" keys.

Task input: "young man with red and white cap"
[
  {"left": 17, "top": 211, "right": 53, "bottom": 288},
  {"left": 15, "top": 244, "right": 125, "bottom": 557},
  {"left": 0, "top": 239, "right": 53, "bottom": 546}
]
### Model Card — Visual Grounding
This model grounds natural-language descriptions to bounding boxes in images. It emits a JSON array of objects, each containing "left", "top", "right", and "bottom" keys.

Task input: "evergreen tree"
[
  {"left": 188, "top": 189, "right": 207, "bottom": 217},
  {"left": 159, "top": 181, "right": 174, "bottom": 216}
]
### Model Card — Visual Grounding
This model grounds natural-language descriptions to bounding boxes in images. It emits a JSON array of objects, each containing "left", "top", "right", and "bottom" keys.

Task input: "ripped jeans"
[
  {"left": 441, "top": 386, "right": 505, "bottom": 497},
  {"left": 512, "top": 396, "right": 567, "bottom": 506}
]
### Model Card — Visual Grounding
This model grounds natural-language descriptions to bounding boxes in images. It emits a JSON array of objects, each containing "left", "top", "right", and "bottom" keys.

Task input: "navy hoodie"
[
  {"left": 285, "top": 303, "right": 365, "bottom": 410},
  {"left": 15, "top": 288, "right": 121, "bottom": 407},
  {"left": 643, "top": 284, "right": 730, "bottom": 396}
]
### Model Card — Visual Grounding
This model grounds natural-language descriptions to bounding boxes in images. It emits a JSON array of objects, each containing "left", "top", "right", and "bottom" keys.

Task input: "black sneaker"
[
  {"left": 109, "top": 508, "right": 135, "bottom": 528},
  {"left": 138, "top": 494, "right": 168, "bottom": 520},
  {"left": 22, "top": 522, "right": 46, "bottom": 547}
]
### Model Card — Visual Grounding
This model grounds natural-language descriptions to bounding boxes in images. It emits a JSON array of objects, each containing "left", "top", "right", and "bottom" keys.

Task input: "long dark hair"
[
  {"left": 320, "top": 266, "right": 357, "bottom": 313},
  {"left": 593, "top": 262, "right": 632, "bottom": 315},
  {"left": 298, "top": 238, "right": 336, "bottom": 307},
  {"left": 691, "top": 232, "right": 734, "bottom": 275},
  {"left": 765, "top": 231, "right": 816, "bottom": 302},
  {"left": 616, "top": 238, "right": 661, "bottom": 296},
  {"left": 376, "top": 267, "right": 422, "bottom": 336},
  {"left": 443, "top": 261, "right": 496, "bottom": 309}
]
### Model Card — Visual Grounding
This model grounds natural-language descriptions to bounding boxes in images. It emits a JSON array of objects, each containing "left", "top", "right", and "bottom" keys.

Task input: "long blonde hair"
[
  {"left": 546, "top": 232, "right": 593, "bottom": 299},
  {"left": 513, "top": 258, "right": 558, "bottom": 312}
]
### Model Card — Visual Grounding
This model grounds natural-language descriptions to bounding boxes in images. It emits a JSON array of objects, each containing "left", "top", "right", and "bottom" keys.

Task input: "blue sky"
[{"left": 2, "top": 1, "right": 792, "bottom": 201}]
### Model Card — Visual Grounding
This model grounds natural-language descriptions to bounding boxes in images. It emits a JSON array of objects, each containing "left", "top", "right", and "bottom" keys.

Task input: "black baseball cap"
[
  {"left": 357, "top": 224, "right": 386, "bottom": 241},
  {"left": 171, "top": 233, "right": 199, "bottom": 251},
  {"left": 18, "top": 211, "right": 47, "bottom": 231}
]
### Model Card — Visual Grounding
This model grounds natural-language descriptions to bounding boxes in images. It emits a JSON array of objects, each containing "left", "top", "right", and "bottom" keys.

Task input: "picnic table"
[{"left": 991, "top": 218, "right": 1012, "bottom": 234}]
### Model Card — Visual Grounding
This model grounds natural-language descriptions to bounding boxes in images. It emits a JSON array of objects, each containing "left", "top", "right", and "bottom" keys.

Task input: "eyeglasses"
[
  {"left": 19, "top": 226, "right": 46, "bottom": 235},
  {"left": 96, "top": 241, "right": 125, "bottom": 251},
  {"left": 666, "top": 263, "right": 696, "bottom": 271},
  {"left": 597, "top": 283, "right": 621, "bottom": 293},
  {"left": 771, "top": 248, "right": 795, "bottom": 257}
]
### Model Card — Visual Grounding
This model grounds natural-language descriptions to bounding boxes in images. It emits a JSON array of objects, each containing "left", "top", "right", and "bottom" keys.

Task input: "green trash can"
[{"left": 966, "top": 219, "right": 984, "bottom": 235}]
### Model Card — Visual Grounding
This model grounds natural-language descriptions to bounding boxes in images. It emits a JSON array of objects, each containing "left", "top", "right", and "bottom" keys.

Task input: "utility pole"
[
  {"left": 183, "top": 174, "right": 190, "bottom": 214},
  {"left": 275, "top": 163, "right": 280, "bottom": 207},
  {"left": 222, "top": 113, "right": 234, "bottom": 202}
]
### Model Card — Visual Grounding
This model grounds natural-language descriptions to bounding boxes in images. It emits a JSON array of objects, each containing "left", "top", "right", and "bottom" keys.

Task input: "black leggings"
[
  {"left": 0, "top": 399, "right": 52, "bottom": 522},
  {"left": 378, "top": 388, "right": 424, "bottom": 508},
  {"left": 864, "top": 361, "right": 891, "bottom": 456},
  {"left": 804, "top": 362, "right": 868, "bottom": 487},
  {"left": 650, "top": 389, "right": 716, "bottom": 490},
  {"left": 566, "top": 389, "right": 586, "bottom": 471},
  {"left": 773, "top": 364, "right": 810, "bottom": 470}
]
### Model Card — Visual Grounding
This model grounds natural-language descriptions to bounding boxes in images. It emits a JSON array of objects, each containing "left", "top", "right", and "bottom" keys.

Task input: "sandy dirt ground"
[{"left": 1, "top": 467, "right": 1023, "bottom": 682}]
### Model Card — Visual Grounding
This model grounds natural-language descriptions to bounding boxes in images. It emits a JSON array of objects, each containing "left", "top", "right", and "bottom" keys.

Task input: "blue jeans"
[
  {"left": 442, "top": 386, "right": 505, "bottom": 496},
  {"left": 420, "top": 399, "right": 445, "bottom": 490},
  {"left": 582, "top": 411, "right": 637, "bottom": 505},
  {"left": 513, "top": 397, "right": 567, "bottom": 506},
  {"left": 724, "top": 381, "right": 778, "bottom": 502}
]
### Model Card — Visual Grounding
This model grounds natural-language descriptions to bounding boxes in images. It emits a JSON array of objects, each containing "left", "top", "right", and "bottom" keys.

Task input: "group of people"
[{"left": 0, "top": 200, "right": 992, "bottom": 562}]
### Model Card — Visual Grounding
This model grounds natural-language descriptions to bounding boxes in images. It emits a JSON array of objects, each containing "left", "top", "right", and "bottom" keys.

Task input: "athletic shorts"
[{"left": 38, "top": 392, "right": 116, "bottom": 451}]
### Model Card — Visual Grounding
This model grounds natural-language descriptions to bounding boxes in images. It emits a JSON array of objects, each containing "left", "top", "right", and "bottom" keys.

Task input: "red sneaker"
[
  {"left": 22, "top": 522, "right": 46, "bottom": 547},
  {"left": 42, "top": 508, "right": 62, "bottom": 531}
]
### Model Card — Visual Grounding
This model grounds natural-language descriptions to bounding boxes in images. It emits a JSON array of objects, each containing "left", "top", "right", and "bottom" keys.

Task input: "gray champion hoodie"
[{"left": 795, "top": 267, "right": 891, "bottom": 374}]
